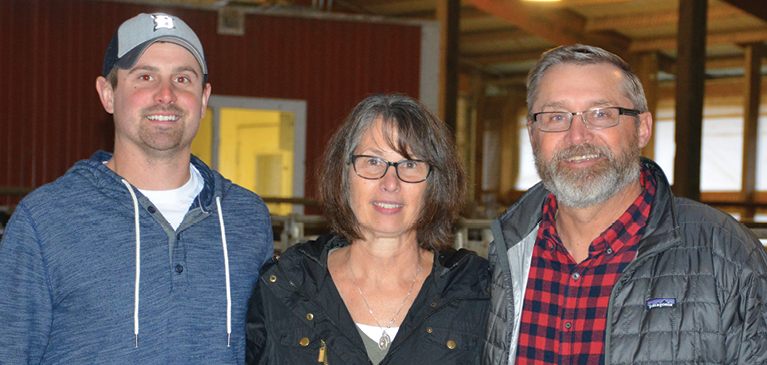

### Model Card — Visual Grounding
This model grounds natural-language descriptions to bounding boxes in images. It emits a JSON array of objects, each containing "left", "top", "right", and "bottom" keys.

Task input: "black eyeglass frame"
[
  {"left": 531, "top": 106, "right": 641, "bottom": 132},
  {"left": 349, "top": 154, "right": 433, "bottom": 183}
]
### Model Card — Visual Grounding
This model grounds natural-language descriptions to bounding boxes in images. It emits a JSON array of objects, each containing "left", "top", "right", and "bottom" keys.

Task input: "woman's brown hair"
[{"left": 318, "top": 93, "right": 467, "bottom": 251}]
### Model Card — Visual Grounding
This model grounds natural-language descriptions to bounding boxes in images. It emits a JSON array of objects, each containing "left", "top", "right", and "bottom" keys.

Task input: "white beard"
[{"left": 533, "top": 137, "right": 641, "bottom": 208}]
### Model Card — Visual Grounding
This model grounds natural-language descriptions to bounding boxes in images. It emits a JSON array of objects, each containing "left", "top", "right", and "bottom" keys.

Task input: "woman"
[{"left": 246, "top": 94, "right": 490, "bottom": 364}]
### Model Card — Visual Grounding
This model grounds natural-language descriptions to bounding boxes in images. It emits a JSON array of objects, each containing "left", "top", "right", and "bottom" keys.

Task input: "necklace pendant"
[{"left": 378, "top": 331, "right": 391, "bottom": 350}]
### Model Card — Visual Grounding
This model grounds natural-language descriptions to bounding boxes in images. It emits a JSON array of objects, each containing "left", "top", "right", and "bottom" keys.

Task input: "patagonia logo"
[{"left": 647, "top": 298, "right": 675, "bottom": 309}]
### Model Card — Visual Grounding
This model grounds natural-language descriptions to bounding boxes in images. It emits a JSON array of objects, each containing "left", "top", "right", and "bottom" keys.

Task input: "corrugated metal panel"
[{"left": 0, "top": 0, "right": 421, "bottom": 206}]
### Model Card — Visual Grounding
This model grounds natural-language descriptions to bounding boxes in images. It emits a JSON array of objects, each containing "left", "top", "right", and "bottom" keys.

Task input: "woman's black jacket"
[{"left": 246, "top": 234, "right": 491, "bottom": 364}]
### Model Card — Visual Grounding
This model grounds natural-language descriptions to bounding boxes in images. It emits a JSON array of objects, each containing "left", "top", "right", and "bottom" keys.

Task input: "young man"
[
  {"left": 483, "top": 44, "right": 767, "bottom": 364},
  {"left": 0, "top": 13, "right": 273, "bottom": 364}
]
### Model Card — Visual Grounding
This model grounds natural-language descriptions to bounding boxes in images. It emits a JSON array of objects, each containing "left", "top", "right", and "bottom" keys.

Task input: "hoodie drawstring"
[
  {"left": 121, "top": 181, "right": 232, "bottom": 348},
  {"left": 121, "top": 179, "right": 141, "bottom": 348},
  {"left": 216, "top": 196, "right": 232, "bottom": 347}
]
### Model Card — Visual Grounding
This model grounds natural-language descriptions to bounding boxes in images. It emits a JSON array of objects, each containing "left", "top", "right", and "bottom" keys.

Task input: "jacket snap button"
[
  {"left": 446, "top": 340, "right": 457, "bottom": 349},
  {"left": 426, "top": 327, "right": 433, "bottom": 333},
  {"left": 269, "top": 275, "right": 277, "bottom": 282},
  {"left": 430, "top": 302, "right": 437, "bottom": 307},
  {"left": 306, "top": 313, "right": 314, "bottom": 321},
  {"left": 175, "top": 264, "right": 183, "bottom": 274},
  {"left": 147, "top": 206, "right": 156, "bottom": 214},
  {"left": 300, "top": 337, "right": 310, "bottom": 346}
]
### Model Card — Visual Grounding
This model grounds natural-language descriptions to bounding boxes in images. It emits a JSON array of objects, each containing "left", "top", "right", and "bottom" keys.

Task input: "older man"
[
  {"left": 483, "top": 44, "right": 767, "bottom": 364},
  {"left": 0, "top": 13, "right": 272, "bottom": 364}
]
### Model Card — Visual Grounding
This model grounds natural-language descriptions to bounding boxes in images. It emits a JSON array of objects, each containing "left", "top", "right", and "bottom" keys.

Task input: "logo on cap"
[{"left": 152, "top": 15, "right": 175, "bottom": 31}]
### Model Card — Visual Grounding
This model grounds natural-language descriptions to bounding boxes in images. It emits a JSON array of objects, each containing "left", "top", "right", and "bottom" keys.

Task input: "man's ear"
[
  {"left": 527, "top": 119, "right": 536, "bottom": 143},
  {"left": 96, "top": 76, "right": 115, "bottom": 114},
  {"left": 200, "top": 83, "right": 212, "bottom": 118},
  {"left": 637, "top": 112, "right": 653, "bottom": 148}
]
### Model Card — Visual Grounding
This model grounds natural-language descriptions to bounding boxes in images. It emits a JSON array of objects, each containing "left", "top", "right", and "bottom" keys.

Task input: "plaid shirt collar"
[{"left": 538, "top": 166, "right": 657, "bottom": 260}]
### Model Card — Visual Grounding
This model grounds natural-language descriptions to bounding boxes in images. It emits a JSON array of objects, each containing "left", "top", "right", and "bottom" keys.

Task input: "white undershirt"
[
  {"left": 356, "top": 323, "right": 400, "bottom": 343},
  {"left": 138, "top": 164, "right": 204, "bottom": 230}
]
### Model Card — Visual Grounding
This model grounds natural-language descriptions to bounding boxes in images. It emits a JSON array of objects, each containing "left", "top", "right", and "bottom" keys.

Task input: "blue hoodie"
[{"left": 0, "top": 151, "right": 273, "bottom": 364}]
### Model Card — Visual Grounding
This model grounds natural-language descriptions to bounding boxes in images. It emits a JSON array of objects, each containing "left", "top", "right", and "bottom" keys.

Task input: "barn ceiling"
[{"left": 116, "top": 0, "right": 767, "bottom": 86}]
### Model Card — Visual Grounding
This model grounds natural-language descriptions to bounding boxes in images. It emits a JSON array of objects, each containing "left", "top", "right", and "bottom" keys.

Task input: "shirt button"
[
  {"left": 548, "top": 243, "right": 555, "bottom": 251},
  {"left": 147, "top": 206, "right": 156, "bottom": 214},
  {"left": 606, "top": 248, "right": 614, "bottom": 254},
  {"left": 175, "top": 264, "right": 183, "bottom": 274},
  {"left": 572, "top": 272, "right": 580, "bottom": 280},
  {"left": 564, "top": 321, "right": 572, "bottom": 329}
]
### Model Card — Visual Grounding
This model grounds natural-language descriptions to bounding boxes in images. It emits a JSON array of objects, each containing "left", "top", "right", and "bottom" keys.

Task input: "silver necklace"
[{"left": 348, "top": 253, "right": 420, "bottom": 350}]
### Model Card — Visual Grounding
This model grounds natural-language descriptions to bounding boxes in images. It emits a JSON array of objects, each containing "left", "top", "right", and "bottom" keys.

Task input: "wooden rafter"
[
  {"left": 586, "top": 4, "right": 746, "bottom": 32},
  {"left": 721, "top": 0, "right": 767, "bottom": 22},
  {"left": 461, "top": 0, "right": 630, "bottom": 57},
  {"left": 631, "top": 28, "right": 767, "bottom": 52}
]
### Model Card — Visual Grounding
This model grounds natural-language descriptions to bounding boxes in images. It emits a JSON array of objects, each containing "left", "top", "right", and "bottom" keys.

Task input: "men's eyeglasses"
[
  {"left": 532, "top": 106, "right": 640, "bottom": 132},
  {"left": 350, "top": 155, "right": 432, "bottom": 183}
]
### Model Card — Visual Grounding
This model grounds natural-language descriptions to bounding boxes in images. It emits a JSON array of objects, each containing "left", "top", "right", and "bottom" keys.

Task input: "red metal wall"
[{"left": 0, "top": 0, "right": 422, "bottom": 206}]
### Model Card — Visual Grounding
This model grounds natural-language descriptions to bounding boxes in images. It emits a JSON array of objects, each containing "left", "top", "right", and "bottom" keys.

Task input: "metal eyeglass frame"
[
  {"left": 349, "top": 154, "right": 432, "bottom": 183},
  {"left": 531, "top": 106, "right": 640, "bottom": 132}
]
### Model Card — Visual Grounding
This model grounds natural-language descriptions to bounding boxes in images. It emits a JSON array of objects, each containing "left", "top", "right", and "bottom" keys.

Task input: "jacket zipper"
[{"left": 318, "top": 339, "right": 328, "bottom": 364}]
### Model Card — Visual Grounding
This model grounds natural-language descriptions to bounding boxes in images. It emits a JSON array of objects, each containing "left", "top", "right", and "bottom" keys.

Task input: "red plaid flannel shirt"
[{"left": 515, "top": 168, "right": 656, "bottom": 365}]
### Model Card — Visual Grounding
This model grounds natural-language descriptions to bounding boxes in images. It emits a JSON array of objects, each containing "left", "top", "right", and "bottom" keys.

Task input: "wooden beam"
[
  {"left": 386, "top": 5, "right": 493, "bottom": 20},
  {"left": 631, "top": 28, "right": 767, "bottom": 52},
  {"left": 474, "top": 93, "right": 488, "bottom": 202},
  {"left": 470, "top": 53, "right": 764, "bottom": 88},
  {"left": 437, "top": 0, "right": 460, "bottom": 132},
  {"left": 499, "top": 96, "right": 524, "bottom": 198},
  {"left": 461, "top": 28, "right": 529, "bottom": 46},
  {"left": 634, "top": 52, "right": 659, "bottom": 160},
  {"left": 721, "top": 0, "right": 767, "bottom": 22},
  {"left": 740, "top": 42, "right": 763, "bottom": 219},
  {"left": 673, "top": 0, "right": 707, "bottom": 201},
  {"left": 347, "top": 0, "right": 432, "bottom": 8},
  {"left": 656, "top": 52, "right": 677, "bottom": 75},
  {"left": 657, "top": 76, "right": 767, "bottom": 101},
  {"left": 586, "top": 5, "right": 745, "bottom": 32},
  {"left": 651, "top": 54, "right": 750, "bottom": 77},
  {"left": 462, "top": 0, "right": 630, "bottom": 57},
  {"left": 513, "top": 0, "right": 649, "bottom": 7},
  {"left": 462, "top": 48, "right": 549, "bottom": 66}
]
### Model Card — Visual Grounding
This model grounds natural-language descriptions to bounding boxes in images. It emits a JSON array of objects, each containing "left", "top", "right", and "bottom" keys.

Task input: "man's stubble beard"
[
  {"left": 137, "top": 104, "right": 193, "bottom": 154},
  {"left": 532, "top": 129, "right": 641, "bottom": 208}
]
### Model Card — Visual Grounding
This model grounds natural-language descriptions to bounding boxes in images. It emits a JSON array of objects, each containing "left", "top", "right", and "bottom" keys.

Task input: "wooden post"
[
  {"left": 635, "top": 52, "right": 659, "bottom": 160},
  {"left": 741, "top": 42, "right": 763, "bottom": 221},
  {"left": 672, "top": 0, "right": 707, "bottom": 201},
  {"left": 436, "top": 0, "right": 460, "bottom": 132}
]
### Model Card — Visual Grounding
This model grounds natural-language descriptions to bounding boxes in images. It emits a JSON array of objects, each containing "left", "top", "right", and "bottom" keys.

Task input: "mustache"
[
  {"left": 142, "top": 105, "right": 185, "bottom": 117},
  {"left": 553, "top": 143, "right": 613, "bottom": 161}
]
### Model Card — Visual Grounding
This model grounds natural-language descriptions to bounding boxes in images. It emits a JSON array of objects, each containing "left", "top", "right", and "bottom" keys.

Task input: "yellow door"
[{"left": 194, "top": 107, "right": 295, "bottom": 215}]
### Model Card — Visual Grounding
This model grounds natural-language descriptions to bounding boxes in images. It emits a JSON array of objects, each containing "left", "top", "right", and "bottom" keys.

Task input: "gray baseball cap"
[{"left": 102, "top": 13, "right": 207, "bottom": 79}]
